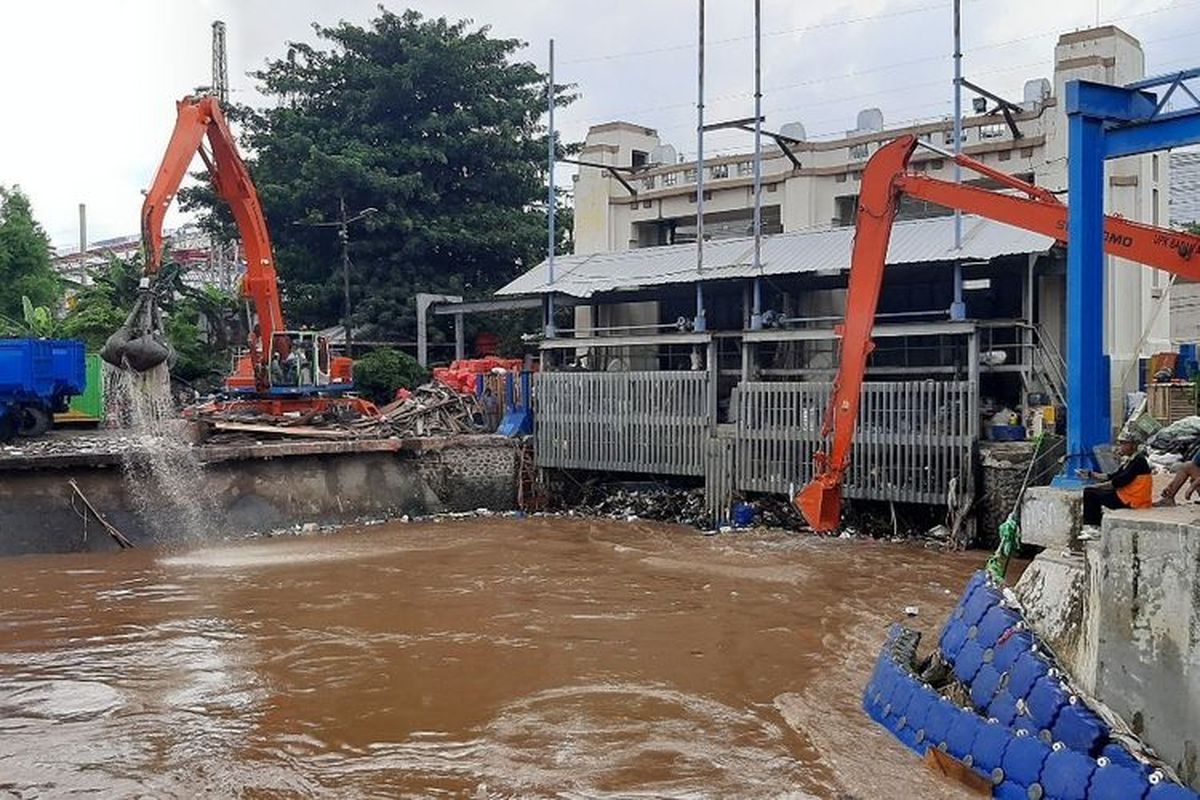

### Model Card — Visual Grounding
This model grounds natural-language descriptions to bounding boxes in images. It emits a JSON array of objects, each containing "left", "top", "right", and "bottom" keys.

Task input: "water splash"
[{"left": 104, "top": 363, "right": 219, "bottom": 541}]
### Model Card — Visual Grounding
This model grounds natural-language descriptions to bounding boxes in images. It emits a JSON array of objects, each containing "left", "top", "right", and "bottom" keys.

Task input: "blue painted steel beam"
[
  {"left": 1105, "top": 112, "right": 1200, "bottom": 158},
  {"left": 1060, "top": 112, "right": 1110, "bottom": 481},
  {"left": 1064, "top": 80, "right": 1156, "bottom": 121},
  {"left": 1126, "top": 67, "right": 1200, "bottom": 90}
]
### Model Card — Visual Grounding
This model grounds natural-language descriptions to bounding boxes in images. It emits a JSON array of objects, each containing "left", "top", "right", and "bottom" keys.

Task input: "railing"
[
  {"left": 733, "top": 380, "right": 977, "bottom": 505},
  {"left": 534, "top": 371, "right": 709, "bottom": 476}
]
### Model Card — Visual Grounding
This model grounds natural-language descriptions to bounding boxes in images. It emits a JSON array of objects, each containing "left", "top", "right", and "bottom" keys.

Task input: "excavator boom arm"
[
  {"left": 796, "top": 134, "right": 1200, "bottom": 531},
  {"left": 139, "top": 95, "right": 285, "bottom": 344}
]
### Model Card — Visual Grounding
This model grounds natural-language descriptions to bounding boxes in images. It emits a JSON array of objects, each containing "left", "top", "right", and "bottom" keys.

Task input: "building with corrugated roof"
[{"left": 488, "top": 26, "right": 1173, "bottom": 531}]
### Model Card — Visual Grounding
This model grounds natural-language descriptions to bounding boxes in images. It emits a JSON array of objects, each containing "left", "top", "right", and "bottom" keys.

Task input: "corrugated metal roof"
[{"left": 496, "top": 214, "right": 1055, "bottom": 299}]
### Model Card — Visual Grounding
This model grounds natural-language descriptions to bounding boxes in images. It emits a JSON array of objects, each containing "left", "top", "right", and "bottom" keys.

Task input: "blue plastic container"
[{"left": 1041, "top": 748, "right": 1097, "bottom": 799}]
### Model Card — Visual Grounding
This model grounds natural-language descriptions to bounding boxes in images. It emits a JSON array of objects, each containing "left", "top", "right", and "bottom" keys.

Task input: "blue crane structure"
[{"left": 1058, "top": 69, "right": 1200, "bottom": 484}]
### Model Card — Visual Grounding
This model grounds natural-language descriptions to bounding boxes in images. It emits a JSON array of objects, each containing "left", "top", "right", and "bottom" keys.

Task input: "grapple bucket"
[
  {"left": 100, "top": 288, "right": 175, "bottom": 373},
  {"left": 794, "top": 478, "right": 841, "bottom": 532}
]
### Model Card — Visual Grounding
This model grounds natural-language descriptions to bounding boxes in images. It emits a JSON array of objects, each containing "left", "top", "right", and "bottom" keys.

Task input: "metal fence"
[
  {"left": 534, "top": 371, "right": 709, "bottom": 476},
  {"left": 733, "top": 380, "right": 977, "bottom": 505},
  {"left": 534, "top": 372, "right": 977, "bottom": 508}
]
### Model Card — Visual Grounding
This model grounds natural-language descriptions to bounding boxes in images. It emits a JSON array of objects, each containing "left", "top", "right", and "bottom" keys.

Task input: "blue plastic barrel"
[
  {"left": 1052, "top": 701, "right": 1109, "bottom": 754},
  {"left": 1008, "top": 650, "right": 1051, "bottom": 700},
  {"left": 1040, "top": 747, "right": 1096, "bottom": 799},
  {"left": 1090, "top": 761, "right": 1151, "bottom": 800},
  {"left": 1026, "top": 675, "right": 1069, "bottom": 733},
  {"left": 1000, "top": 733, "right": 1051, "bottom": 789}
]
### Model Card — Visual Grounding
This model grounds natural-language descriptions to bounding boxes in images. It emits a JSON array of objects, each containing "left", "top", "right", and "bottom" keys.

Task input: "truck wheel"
[
  {"left": 17, "top": 405, "right": 52, "bottom": 437},
  {"left": 0, "top": 414, "right": 15, "bottom": 443}
]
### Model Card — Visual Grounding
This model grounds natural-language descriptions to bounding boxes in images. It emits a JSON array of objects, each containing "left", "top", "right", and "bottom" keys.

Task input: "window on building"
[
  {"left": 944, "top": 129, "right": 965, "bottom": 146},
  {"left": 642, "top": 199, "right": 653, "bottom": 209},
  {"left": 930, "top": 158, "right": 945, "bottom": 171},
  {"left": 1020, "top": 146, "right": 1035, "bottom": 158},
  {"left": 703, "top": 190, "right": 713, "bottom": 201},
  {"left": 998, "top": 149, "right": 1012, "bottom": 161},
  {"left": 834, "top": 194, "right": 860, "bottom": 227},
  {"left": 1153, "top": 154, "right": 1160, "bottom": 183},
  {"left": 849, "top": 142, "right": 869, "bottom": 160},
  {"left": 670, "top": 205, "right": 783, "bottom": 244},
  {"left": 766, "top": 183, "right": 778, "bottom": 192},
  {"left": 850, "top": 170, "right": 863, "bottom": 182},
  {"left": 710, "top": 163, "right": 729, "bottom": 179},
  {"left": 835, "top": 172, "right": 848, "bottom": 183},
  {"left": 663, "top": 172, "right": 678, "bottom": 186},
  {"left": 979, "top": 124, "right": 1005, "bottom": 140},
  {"left": 631, "top": 149, "right": 649, "bottom": 169},
  {"left": 683, "top": 168, "right": 698, "bottom": 183},
  {"left": 641, "top": 175, "right": 656, "bottom": 191},
  {"left": 737, "top": 160, "right": 754, "bottom": 176}
]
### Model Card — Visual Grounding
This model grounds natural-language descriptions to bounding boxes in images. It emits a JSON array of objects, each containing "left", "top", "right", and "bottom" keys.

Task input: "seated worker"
[
  {"left": 1156, "top": 447, "right": 1200, "bottom": 506},
  {"left": 1077, "top": 432, "right": 1153, "bottom": 529}
]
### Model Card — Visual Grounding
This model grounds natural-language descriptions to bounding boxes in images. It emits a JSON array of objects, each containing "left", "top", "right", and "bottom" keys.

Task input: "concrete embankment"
[
  {"left": 0, "top": 434, "right": 519, "bottom": 555},
  {"left": 1017, "top": 488, "right": 1200, "bottom": 789}
]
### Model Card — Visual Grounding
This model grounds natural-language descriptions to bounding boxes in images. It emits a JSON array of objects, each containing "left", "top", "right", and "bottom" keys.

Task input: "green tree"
[
  {"left": 180, "top": 8, "right": 573, "bottom": 344},
  {"left": 352, "top": 347, "right": 428, "bottom": 404},
  {"left": 0, "top": 187, "right": 58, "bottom": 319}
]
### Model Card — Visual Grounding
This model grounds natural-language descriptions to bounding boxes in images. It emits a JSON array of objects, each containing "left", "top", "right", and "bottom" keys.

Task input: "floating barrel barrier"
[{"left": 862, "top": 571, "right": 1199, "bottom": 798}]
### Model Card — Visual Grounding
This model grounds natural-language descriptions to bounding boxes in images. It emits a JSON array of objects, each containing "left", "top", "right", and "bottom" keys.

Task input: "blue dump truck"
[{"left": 0, "top": 338, "right": 87, "bottom": 442}]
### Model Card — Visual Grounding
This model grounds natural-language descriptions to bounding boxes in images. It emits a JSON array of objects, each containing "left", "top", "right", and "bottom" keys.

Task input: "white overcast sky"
[{"left": 0, "top": 0, "right": 1194, "bottom": 250}]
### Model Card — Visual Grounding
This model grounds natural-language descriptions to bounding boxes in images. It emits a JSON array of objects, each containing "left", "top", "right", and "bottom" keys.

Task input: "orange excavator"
[
  {"left": 795, "top": 133, "right": 1200, "bottom": 532},
  {"left": 101, "top": 95, "right": 376, "bottom": 417}
]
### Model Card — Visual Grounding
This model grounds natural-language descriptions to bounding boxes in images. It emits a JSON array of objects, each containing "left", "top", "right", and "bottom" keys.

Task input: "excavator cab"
[
  {"left": 224, "top": 330, "right": 352, "bottom": 396},
  {"left": 264, "top": 331, "right": 334, "bottom": 391}
]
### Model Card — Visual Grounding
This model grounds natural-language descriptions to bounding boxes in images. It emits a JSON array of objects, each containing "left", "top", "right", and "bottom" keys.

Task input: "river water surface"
[{"left": 0, "top": 517, "right": 985, "bottom": 798}]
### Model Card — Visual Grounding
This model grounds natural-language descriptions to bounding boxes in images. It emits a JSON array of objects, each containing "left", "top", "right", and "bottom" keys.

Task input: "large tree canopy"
[
  {"left": 0, "top": 186, "right": 58, "bottom": 319},
  {"left": 183, "top": 9, "right": 571, "bottom": 341}
]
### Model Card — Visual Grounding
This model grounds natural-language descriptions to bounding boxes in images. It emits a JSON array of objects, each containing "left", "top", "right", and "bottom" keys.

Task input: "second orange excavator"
[
  {"left": 101, "top": 95, "right": 376, "bottom": 418},
  {"left": 795, "top": 133, "right": 1200, "bottom": 532}
]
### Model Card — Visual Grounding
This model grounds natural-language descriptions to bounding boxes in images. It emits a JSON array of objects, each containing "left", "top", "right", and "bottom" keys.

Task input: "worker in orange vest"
[{"left": 1077, "top": 432, "right": 1152, "bottom": 530}]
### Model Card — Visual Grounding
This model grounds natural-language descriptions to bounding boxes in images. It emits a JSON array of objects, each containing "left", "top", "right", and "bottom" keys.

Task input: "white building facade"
[{"left": 571, "top": 26, "right": 1172, "bottom": 420}]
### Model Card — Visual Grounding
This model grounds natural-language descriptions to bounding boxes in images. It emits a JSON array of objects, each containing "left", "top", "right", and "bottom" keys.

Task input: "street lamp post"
[{"left": 294, "top": 198, "right": 377, "bottom": 357}]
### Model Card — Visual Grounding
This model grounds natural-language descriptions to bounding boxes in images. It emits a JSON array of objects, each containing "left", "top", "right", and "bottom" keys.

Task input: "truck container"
[{"left": 0, "top": 338, "right": 87, "bottom": 440}]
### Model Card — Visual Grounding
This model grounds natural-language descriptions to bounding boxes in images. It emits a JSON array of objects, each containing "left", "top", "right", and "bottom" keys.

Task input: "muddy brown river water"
[{"left": 0, "top": 517, "right": 987, "bottom": 799}]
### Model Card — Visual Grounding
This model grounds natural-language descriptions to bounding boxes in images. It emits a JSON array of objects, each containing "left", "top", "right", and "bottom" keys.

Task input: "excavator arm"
[
  {"left": 102, "top": 95, "right": 284, "bottom": 373},
  {"left": 795, "top": 134, "right": 1200, "bottom": 532}
]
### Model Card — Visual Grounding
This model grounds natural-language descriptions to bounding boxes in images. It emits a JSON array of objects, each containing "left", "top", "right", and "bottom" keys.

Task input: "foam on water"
[{"left": 104, "top": 363, "right": 218, "bottom": 541}]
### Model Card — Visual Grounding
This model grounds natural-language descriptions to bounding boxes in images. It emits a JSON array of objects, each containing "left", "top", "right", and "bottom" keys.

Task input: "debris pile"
[
  {"left": 571, "top": 483, "right": 710, "bottom": 526},
  {"left": 372, "top": 384, "right": 486, "bottom": 437},
  {"left": 193, "top": 382, "right": 486, "bottom": 442}
]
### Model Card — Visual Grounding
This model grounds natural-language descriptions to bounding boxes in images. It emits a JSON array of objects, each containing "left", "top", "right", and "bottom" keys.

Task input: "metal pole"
[
  {"left": 78, "top": 203, "right": 87, "bottom": 254},
  {"left": 694, "top": 0, "right": 707, "bottom": 332},
  {"left": 950, "top": 0, "right": 966, "bottom": 320},
  {"left": 339, "top": 195, "right": 353, "bottom": 357},
  {"left": 546, "top": 38, "right": 557, "bottom": 338},
  {"left": 750, "top": 0, "right": 763, "bottom": 331}
]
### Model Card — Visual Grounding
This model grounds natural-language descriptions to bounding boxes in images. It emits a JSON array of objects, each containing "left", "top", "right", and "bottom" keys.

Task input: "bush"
[{"left": 352, "top": 348, "right": 427, "bottom": 404}]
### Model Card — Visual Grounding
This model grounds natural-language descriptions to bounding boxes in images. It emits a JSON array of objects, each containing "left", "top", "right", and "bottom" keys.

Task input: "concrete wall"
[
  {"left": 0, "top": 437, "right": 519, "bottom": 556},
  {"left": 1016, "top": 496, "right": 1200, "bottom": 788},
  {"left": 1092, "top": 510, "right": 1200, "bottom": 786}
]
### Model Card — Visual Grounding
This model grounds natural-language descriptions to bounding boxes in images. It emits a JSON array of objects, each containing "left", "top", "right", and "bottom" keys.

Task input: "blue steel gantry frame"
[{"left": 1058, "top": 69, "right": 1200, "bottom": 484}]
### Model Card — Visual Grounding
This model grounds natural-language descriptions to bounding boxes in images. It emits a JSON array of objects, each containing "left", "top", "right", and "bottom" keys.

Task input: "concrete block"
[
  {"left": 1020, "top": 486, "right": 1082, "bottom": 550},
  {"left": 1014, "top": 548, "right": 1091, "bottom": 685},
  {"left": 1094, "top": 507, "right": 1200, "bottom": 789}
]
